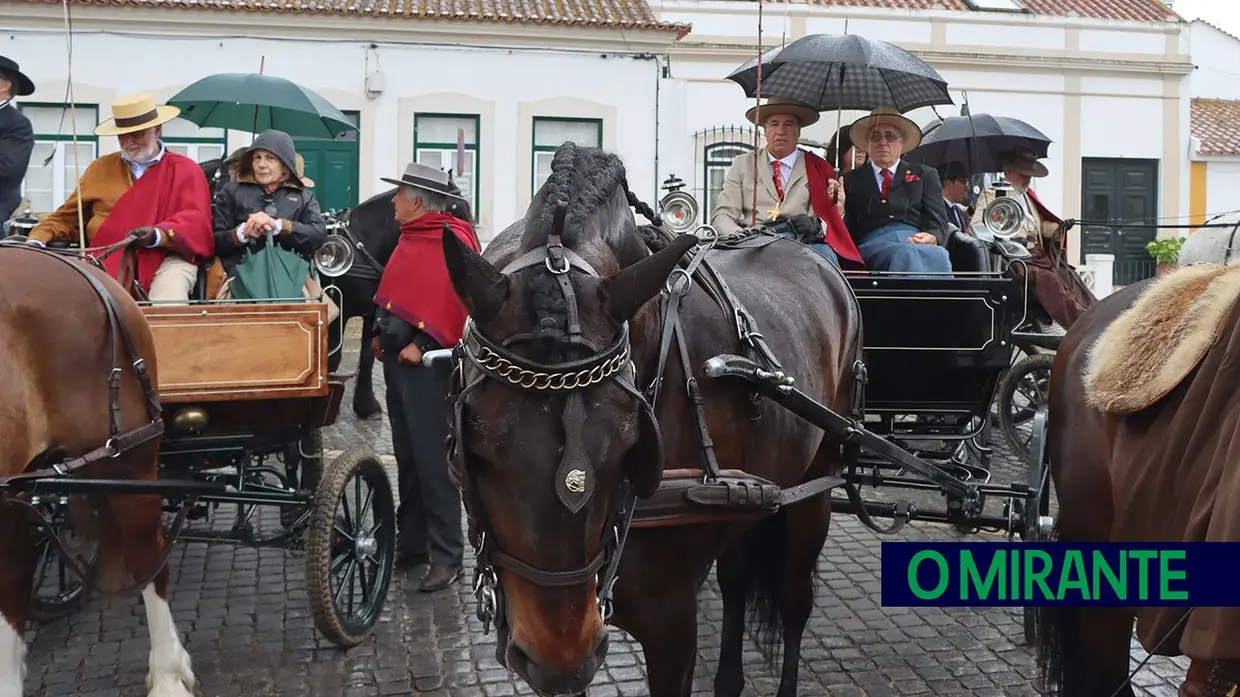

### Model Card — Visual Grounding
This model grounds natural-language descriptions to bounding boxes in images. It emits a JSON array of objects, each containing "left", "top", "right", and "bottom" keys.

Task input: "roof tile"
[
  {"left": 803, "top": 0, "right": 1176, "bottom": 23},
  {"left": 1192, "top": 98, "right": 1240, "bottom": 156},
  {"left": 3, "top": 0, "right": 691, "bottom": 34}
]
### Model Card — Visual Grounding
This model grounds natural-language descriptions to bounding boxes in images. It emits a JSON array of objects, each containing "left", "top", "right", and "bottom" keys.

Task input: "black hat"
[
  {"left": 938, "top": 160, "right": 970, "bottom": 181},
  {"left": 0, "top": 56, "right": 34, "bottom": 97}
]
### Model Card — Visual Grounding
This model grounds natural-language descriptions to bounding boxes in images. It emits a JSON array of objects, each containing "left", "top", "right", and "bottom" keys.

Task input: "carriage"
[{"left": 2, "top": 218, "right": 396, "bottom": 649}]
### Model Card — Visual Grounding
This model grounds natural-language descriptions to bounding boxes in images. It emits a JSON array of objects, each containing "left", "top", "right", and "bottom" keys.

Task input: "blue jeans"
[
  {"left": 856, "top": 222, "right": 953, "bottom": 278},
  {"left": 776, "top": 230, "right": 840, "bottom": 268}
]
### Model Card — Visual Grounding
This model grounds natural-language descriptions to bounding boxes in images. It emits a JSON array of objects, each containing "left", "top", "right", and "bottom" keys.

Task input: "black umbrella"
[
  {"left": 725, "top": 34, "right": 953, "bottom": 113},
  {"left": 904, "top": 113, "right": 1051, "bottom": 174}
]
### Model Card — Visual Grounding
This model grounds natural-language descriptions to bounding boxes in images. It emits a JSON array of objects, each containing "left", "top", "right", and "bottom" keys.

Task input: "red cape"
[
  {"left": 93, "top": 151, "right": 214, "bottom": 291},
  {"left": 803, "top": 151, "right": 863, "bottom": 265},
  {"left": 373, "top": 212, "right": 481, "bottom": 348},
  {"left": 1026, "top": 187, "right": 1068, "bottom": 253}
]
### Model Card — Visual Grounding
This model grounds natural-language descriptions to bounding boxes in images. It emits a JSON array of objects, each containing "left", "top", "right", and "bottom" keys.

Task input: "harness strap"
[{"left": 674, "top": 317, "right": 722, "bottom": 481}]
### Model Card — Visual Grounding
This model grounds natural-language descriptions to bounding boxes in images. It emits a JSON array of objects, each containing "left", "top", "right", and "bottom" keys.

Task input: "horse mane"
[{"left": 516, "top": 142, "right": 666, "bottom": 359}]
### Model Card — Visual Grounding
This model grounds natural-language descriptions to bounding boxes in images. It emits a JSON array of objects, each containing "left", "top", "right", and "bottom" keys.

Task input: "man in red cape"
[
  {"left": 27, "top": 92, "right": 213, "bottom": 300},
  {"left": 708, "top": 96, "right": 862, "bottom": 269},
  {"left": 371, "top": 162, "right": 479, "bottom": 593}
]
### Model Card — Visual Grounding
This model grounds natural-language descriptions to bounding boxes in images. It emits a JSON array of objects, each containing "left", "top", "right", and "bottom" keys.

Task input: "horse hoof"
[{"left": 353, "top": 400, "right": 383, "bottom": 420}]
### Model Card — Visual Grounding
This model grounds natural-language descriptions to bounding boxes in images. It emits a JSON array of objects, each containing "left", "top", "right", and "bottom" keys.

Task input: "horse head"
[{"left": 441, "top": 142, "right": 696, "bottom": 695}]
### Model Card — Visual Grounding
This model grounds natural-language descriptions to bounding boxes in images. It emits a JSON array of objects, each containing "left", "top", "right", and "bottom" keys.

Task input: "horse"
[
  {"left": 0, "top": 244, "right": 196, "bottom": 697},
  {"left": 1036, "top": 243, "right": 1240, "bottom": 696},
  {"left": 440, "top": 141, "right": 862, "bottom": 697}
]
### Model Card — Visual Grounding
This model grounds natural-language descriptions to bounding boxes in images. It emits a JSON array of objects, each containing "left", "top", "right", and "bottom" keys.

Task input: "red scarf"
[
  {"left": 92, "top": 151, "right": 214, "bottom": 291},
  {"left": 803, "top": 151, "right": 864, "bottom": 265},
  {"left": 373, "top": 211, "right": 481, "bottom": 348}
]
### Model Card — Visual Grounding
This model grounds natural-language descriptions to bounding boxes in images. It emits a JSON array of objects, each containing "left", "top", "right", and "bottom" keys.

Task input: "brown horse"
[
  {"left": 1037, "top": 270, "right": 1240, "bottom": 697},
  {"left": 0, "top": 245, "right": 196, "bottom": 697},
  {"left": 440, "top": 142, "right": 862, "bottom": 696}
]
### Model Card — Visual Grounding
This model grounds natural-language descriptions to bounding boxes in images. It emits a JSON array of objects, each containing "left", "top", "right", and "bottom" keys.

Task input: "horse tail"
[
  {"left": 741, "top": 508, "right": 788, "bottom": 668},
  {"left": 1035, "top": 526, "right": 1067, "bottom": 697}
]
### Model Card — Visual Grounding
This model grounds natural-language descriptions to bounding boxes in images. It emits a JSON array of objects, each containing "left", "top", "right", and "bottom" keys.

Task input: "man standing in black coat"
[
  {"left": 0, "top": 56, "right": 35, "bottom": 224},
  {"left": 842, "top": 107, "right": 952, "bottom": 275}
]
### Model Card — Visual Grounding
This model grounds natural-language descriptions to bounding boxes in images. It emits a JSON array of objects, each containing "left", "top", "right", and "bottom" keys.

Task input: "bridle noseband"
[{"left": 446, "top": 213, "right": 655, "bottom": 635}]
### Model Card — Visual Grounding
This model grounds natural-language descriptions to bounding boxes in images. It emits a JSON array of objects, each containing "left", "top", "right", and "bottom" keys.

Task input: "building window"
[
  {"left": 161, "top": 118, "right": 228, "bottom": 164},
  {"left": 703, "top": 142, "right": 754, "bottom": 215},
  {"left": 963, "top": 0, "right": 1027, "bottom": 12},
  {"left": 532, "top": 117, "right": 602, "bottom": 195},
  {"left": 414, "top": 113, "right": 479, "bottom": 215},
  {"left": 18, "top": 103, "right": 99, "bottom": 213}
]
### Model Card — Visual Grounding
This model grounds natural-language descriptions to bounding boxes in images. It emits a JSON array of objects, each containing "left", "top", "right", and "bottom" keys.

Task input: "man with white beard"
[{"left": 26, "top": 92, "right": 215, "bottom": 301}]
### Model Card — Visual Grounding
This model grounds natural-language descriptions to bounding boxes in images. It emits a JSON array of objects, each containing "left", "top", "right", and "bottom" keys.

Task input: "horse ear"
[
  {"left": 600, "top": 234, "right": 699, "bottom": 322},
  {"left": 442, "top": 223, "right": 508, "bottom": 323}
]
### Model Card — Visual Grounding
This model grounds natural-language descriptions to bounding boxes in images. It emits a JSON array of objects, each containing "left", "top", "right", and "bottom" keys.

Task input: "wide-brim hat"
[
  {"left": 295, "top": 154, "right": 315, "bottom": 188},
  {"left": 94, "top": 92, "right": 180, "bottom": 136},
  {"left": 938, "top": 160, "right": 970, "bottom": 181},
  {"left": 0, "top": 56, "right": 34, "bottom": 97},
  {"left": 849, "top": 107, "right": 922, "bottom": 153},
  {"left": 999, "top": 147, "right": 1049, "bottom": 178},
  {"left": 380, "top": 162, "right": 466, "bottom": 201},
  {"left": 745, "top": 97, "right": 820, "bottom": 127}
]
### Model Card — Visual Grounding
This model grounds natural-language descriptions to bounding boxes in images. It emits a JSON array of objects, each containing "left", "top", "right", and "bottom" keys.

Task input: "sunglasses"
[{"left": 868, "top": 131, "right": 903, "bottom": 143}]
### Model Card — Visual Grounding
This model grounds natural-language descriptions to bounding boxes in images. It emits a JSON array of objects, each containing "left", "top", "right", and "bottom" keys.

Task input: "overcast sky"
[{"left": 1170, "top": 0, "right": 1240, "bottom": 35}]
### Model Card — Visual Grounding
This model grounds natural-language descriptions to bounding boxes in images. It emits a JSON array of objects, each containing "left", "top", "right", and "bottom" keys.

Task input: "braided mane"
[{"left": 518, "top": 142, "right": 666, "bottom": 360}]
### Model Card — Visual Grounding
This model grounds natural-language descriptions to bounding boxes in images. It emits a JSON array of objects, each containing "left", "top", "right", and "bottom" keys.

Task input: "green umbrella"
[
  {"left": 167, "top": 73, "right": 358, "bottom": 139},
  {"left": 229, "top": 231, "right": 311, "bottom": 301}
]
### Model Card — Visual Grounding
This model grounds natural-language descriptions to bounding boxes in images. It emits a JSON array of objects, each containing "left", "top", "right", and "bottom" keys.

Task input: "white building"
[
  {"left": 1187, "top": 19, "right": 1240, "bottom": 229},
  {"left": 650, "top": 0, "right": 1193, "bottom": 284},
  {"left": 1, "top": 0, "right": 689, "bottom": 243}
]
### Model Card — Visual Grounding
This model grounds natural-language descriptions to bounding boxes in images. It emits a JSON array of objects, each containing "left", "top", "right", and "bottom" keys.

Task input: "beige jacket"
[
  {"left": 710, "top": 147, "right": 838, "bottom": 237},
  {"left": 971, "top": 187, "right": 1062, "bottom": 241}
]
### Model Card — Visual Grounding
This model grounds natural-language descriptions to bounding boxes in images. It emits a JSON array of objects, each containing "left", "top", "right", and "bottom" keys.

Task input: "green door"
[{"left": 293, "top": 110, "right": 360, "bottom": 213}]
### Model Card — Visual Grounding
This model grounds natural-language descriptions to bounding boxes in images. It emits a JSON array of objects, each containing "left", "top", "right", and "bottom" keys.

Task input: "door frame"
[{"left": 1079, "top": 156, "right": 1160, "bottom": 287}]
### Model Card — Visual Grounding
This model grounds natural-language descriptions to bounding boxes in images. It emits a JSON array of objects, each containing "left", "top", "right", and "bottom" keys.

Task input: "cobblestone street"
[{"left": 23, "top": 329, "right": 1190, "bottom": 697}]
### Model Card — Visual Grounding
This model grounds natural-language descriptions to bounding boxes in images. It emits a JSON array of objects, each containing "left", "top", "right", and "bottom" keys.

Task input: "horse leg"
[
  {"left": 352, "top": 310, "right": 383, "bottom": 420},
  {"left": 773, "top": 490, "right": 831, "bottom": 697},
  {"left": 0, "top": 506, "right": 34, "bottom": 697},
  {"left": 107, "top": 493, "right": 195, "bottom": 697},
  {"left": 619, "top": 567, "right": 700, "bottom": 697},
  {"left": 713, "top": 533, "right": 751, "bottom": 697}
]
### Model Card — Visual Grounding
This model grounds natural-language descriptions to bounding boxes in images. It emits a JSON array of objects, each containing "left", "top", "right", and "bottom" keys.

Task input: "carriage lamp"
[
  {"left": 658, "top": 174, "right": 700, "bottom": 235},
  {"left": 981, "top": 196, "right": 1027, "bottom": 240},
  {"left": 172, "top": 406, "right": 209, "bottom": 434}
]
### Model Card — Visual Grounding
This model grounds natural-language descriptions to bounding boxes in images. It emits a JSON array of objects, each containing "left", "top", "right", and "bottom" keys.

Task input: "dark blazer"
[
  {"left": 0, "top": 103, "right": 35, "bottom": 223},
  {"left": 843, "top": 159, "right": 949, "bottom": 246}
]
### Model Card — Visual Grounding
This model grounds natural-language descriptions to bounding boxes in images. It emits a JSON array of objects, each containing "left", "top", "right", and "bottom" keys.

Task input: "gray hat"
[{"left": 381, "top": 162, "right": 466, "bottom": 201}]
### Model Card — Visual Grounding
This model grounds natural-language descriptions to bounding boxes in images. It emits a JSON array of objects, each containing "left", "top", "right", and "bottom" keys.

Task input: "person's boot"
[{"left": 419, "top": 564, "right": 462, "bottom": 592}]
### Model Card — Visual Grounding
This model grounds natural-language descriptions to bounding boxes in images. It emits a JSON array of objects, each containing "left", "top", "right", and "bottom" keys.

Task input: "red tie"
[
  {"left": 881, "top": 168, "right": 893, "bottom": 198},
  {"left": 772, "top": 162, "right": 785, "bottom": 201}
]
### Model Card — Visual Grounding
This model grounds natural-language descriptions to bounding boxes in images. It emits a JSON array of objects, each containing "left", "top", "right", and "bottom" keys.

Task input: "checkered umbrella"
[{"left": 726, "top": 34, "right": 953, "bottom": 113}]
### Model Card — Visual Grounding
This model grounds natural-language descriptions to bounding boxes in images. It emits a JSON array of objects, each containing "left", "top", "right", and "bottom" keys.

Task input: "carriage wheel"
[
  {"left": 28, "top": 498, "right": 99, "bottom": 623},
  {"left": 281, "top": 429, "right": 325, "bottom": 529},
  {"left": 304, "top": 446, "right": 396, "bottom": 648},
  {"left": 1021, "top": 405, "right": 1052, "bottom": 647},
  {"left": 999, "top": 354, "right": 1054, "bottom": 468}
]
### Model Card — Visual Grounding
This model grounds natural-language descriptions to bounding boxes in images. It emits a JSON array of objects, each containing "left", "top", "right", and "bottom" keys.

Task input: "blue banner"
[{"left": 880, "top": 542, "right": 1240, "bottom": 607}]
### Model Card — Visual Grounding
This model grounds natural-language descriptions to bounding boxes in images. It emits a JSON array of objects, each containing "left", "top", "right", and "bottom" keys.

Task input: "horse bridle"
[{"left": 446, "top": 206, "right": 657, "bottom": 634}]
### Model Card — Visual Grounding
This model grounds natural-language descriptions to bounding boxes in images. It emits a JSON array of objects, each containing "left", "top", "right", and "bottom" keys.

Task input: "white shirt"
[{"left": 767, "top": 148, "right": 801, "bottom": 189}]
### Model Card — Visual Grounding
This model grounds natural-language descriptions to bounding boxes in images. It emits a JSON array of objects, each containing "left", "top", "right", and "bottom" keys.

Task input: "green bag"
[{"left": 229, "top": 230, "right": 310, "bottom": 301}]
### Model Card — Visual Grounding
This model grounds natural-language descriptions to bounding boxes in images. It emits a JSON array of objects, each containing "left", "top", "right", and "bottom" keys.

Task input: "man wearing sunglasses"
[{"left": 842, "top": 107, "right": 952, "bottom": 275}]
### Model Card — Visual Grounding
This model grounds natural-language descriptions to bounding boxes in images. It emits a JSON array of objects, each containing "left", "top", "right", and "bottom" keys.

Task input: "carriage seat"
[{"left": 945, "top": 229, "right": 991, "bottom": 273}]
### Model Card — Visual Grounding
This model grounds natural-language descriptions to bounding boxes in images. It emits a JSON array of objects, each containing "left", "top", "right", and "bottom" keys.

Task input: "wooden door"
[{"left": 1080, "top": 158, "right": 1160, "bottom": 286}]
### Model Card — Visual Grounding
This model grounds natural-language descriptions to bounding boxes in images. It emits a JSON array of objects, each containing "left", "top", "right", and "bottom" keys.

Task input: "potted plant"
[{"left": 1146, "top": 236, "right": 1185, "bottom": 276}]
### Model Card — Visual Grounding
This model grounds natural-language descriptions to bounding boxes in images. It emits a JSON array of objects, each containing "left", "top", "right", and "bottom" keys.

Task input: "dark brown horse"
[
  {"left": 0, "top": 245, "right": 196, "bottom": 697},
  {"left": 440, "top": 142, "right": 861, "bottom": 696},
  {"left": 1037, "top": 270, "right": 1240, "bottom": 697}
]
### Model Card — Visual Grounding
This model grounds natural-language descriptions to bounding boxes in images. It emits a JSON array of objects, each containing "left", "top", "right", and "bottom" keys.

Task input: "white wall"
[
  {"left": 1190, "top": 21, "right": 1240, "bottom": 100},
  {"left": 1206, "top": 160, "right": 1240, "bottom": 217},
  {"left": 2, "top": 27, "right": 667, "bottom": 243}
]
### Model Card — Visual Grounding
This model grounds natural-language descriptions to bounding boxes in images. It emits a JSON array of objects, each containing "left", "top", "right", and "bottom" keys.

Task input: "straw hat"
[
  {"left": 745, "top": 96, "right": 820, "bottom": 127},
  {"left": 998, "top": 147, "right": 1049, "bottom": 178},
  {"left": 94, "top": 92, "right": 180, "bottom": 137},
  {"left": 849, "top": 106, "right": 923, "bottom": 153},
  {"left": 295, "top": 154, "right": 315, "bottom": 188}
]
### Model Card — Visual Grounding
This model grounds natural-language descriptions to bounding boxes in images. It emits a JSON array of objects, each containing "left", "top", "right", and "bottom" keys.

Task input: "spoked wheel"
[
  {"left": 1020, "top": 406, "right": 1052, "bottom": 646},
  {"left": 281, "top": 429, "right": 325, "bottom": 530},
  {"left": 305, "top": 446, "right": 396, "bottom": 648},
  {"left": 28, "top": 497, "right": 100, "bottom": 622},
  {"left": 999, "top": 353, "right": 1054, "bottom": 467}
]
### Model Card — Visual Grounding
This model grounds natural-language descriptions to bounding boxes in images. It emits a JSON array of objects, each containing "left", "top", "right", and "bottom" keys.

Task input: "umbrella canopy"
[
  {"left": 904, "top": 113, "right": 1051, "bottom": 174},
  {"left": 726, "top": 34, "right": 953, "bottom": 113},
  {"left": 167, "top": 73, "right": 358, "bottom": 139}
]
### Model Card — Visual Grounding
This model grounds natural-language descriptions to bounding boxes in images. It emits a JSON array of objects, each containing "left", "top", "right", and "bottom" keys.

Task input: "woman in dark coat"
[{"left": 211, "top": 129, "right": 326, "bottom": 296}]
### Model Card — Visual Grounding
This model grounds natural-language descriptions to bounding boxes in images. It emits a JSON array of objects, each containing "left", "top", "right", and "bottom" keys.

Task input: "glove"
[
  {"left": 786, "top": 214, "right": 824, "bottom": 243},
  {"left": 130, "top": 226, "right": 161, "bottom": 247},
  {"left": 1062, "top": 218, "right": 1077, "bottom": 231}
]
